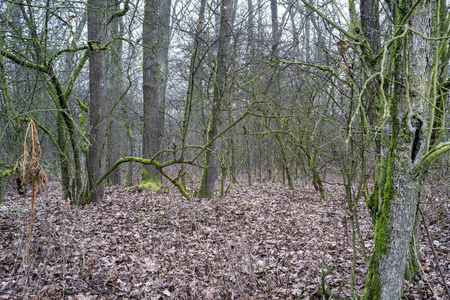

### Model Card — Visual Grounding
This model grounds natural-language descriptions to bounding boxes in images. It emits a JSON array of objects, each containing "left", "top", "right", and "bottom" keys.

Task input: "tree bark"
[
  {"left": 364, "top": 0, "right": 432, "bottom": 298},
  {"left": 247, "top": 0, "right": 255, "bottom": 52},
  {"left": 196, "top": 0, "right": 233, "bottom": 198},
  {"left": 141, "top": 0, "right": 162, "bottom": 190},
  {"left": 106, "top": 1, "right": 124, "bottom": 186},
  {"left": 156, "top": 0, "right": 171, "bottom": 157},
  {"left": 270, "top": 0, "right": 278, "bottom": 54},
  {"left": 87, "top": 0, "right": 108, "bottom": 203},
  {"left": 56, "top": 112, "right": 71, "bottom": 199}
]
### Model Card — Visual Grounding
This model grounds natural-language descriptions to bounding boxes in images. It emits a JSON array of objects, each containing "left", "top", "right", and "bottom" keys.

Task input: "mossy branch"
[
  {"left": 440, "top": 80, "right": 450, "bottom": 90},
  {"left": 84, "top": 99, "right": 258, "bottom": 203},
  {"left": 414, "top": 141, "right": 450, "bottom": 177},
  {"left": 0, "top": 49, "right": 48, "bottom": 73},
  {"left": 63, "top": 49, "right": 89, "bottom": 101},
  {"left": 88, "top": 157, "right": 191, "bottom": 202},
  {"left": 106, "top": 0, "right": 130, "bottom": 26}
]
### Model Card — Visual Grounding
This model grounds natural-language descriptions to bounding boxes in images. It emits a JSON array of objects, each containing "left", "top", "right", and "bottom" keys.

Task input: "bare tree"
[{"left": 196, "top": 0, "right": 234, "bottom": 197}]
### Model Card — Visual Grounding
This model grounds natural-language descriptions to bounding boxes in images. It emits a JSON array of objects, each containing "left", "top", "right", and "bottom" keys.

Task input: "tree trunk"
[
  {"left": 270, "top": 0, "right": 278, "bottom": 54},
  {"left": 288, "top": 0, "right": 300, "bottom": 59},
  {"left": 303, "top": 4, "right": 311, "bottom": 63},
  {"left": 157, "top": 0, "right": 171, "bottom": 157},
  {"left": 360, "top": 0, "right": 381, "bottom": 163},
  {"left": 364, "top": 0, "right": 432, "bottom": 298},
  {"left": 257, "top": 0, "right": 263, "bottom": 48},
  {"left": 247, "top": 0, "right": 255, "bottom": 52},
  {"left": 125, "top": 108, "right": 134, "bottom": 186},
  {"left": 56, "top": 112, "right": 71, "bottom": 199},
  {"left": 87, "top": 0, "right": 108, "bottom": 203},
  {"left": 141, "top": 0, "right": 162, "bottom": 191},
  {"left": 179, "top": 0, "right": 207, "bottom": 189},
  {"left": 196, "top": 0, "right": 233, "bottom": 198},
  {"left": 106, "top": 1, "right": 124, "bottom": 186}
]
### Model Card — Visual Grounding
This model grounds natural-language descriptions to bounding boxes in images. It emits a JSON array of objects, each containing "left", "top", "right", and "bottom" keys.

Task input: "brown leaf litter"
[{"left": 0, "top": 179, "right": 448, "bottom": 299}]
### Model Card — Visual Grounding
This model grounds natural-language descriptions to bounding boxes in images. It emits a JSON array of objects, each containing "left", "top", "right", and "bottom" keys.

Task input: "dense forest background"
[{"left": 1, "top": 0, "right": 449, "bottom": 299}]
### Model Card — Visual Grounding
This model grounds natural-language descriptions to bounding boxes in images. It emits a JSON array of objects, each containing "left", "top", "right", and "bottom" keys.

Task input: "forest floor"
[{"left": 0, "top": 177, "right": 449, "bottom": 299}]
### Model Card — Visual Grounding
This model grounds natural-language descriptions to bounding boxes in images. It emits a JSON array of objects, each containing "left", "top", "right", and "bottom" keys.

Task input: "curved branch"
[
  {"left": 0, "top": 49, "right": 48, "bottom": 73},
  {"left": 106, "top": 0, "right": 130, "bottom": 26},
  {"left": 91, "top": 157, "right": 191, "bottom": 201},
  {"left": 414, "top": 141, "right": 450, "bottom": 177}
]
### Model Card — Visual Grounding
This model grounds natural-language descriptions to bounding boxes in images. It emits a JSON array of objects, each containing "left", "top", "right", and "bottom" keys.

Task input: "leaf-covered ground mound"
[{"left": 0, "top": 179, "right": 448, "bottom": 299}]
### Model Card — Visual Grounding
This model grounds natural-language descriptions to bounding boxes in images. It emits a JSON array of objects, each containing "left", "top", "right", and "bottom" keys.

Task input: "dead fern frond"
[
  {"left": 14, "top": 119, "right": 48, "bottom": 260},
  {"left": 14, "top": 120, "right": 48, "bottom": 193}
]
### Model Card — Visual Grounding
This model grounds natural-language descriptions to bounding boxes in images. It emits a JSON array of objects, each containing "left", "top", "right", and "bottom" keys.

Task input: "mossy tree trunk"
[
  {"left": 56, "top": 112, "right": 72, "bottom": 200},
  {"left": 363, "top": 0, "right": 436, "bottom": 298},
  {"left": 196, "top": 0, "right": 233, "bottom": 198}
]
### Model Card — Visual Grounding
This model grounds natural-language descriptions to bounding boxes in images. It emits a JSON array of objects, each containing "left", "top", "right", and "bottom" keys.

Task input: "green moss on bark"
[
  {"left": 138, "top": 168, "right": 165, "bottom": 193},
  {"left": 364, "top": 106, "right": 397, "bottom": 299},
  {"left": 194, "top": 170, "right": 215, "bottom": 198},
  {"left": 364, "top": 163, "right": 393, "bottom": 299}
]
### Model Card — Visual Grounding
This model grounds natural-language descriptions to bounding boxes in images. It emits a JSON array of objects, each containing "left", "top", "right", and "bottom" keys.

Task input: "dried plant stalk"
[{"left": 13, "top": 120, "right": 48, "bottom": 260}]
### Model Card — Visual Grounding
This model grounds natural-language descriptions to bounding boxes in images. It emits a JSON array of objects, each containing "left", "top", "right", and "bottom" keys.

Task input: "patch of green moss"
[
  {"left": 138, "top": 168, "right": 163, "bottom": 193},
  {"left": 364, "top": 175, "right": 392, "bottom": 299},
  {"left": 0, "top": 169, "right": 12, "bottom": 178},
  {"left": 194, "top": 189, "right": 214, "bottom": 198},
  {"left": 138, "top": 177, "right": 162, "bottom": 192},
  {"left": 77, "top": 98, "right": 88, "bottom": 113},
  {"left": 364, "top": 126, "right": 396, "bottom": 299},
  {"left": 79, "top": 113, "right": 84, "bottom": 127}
]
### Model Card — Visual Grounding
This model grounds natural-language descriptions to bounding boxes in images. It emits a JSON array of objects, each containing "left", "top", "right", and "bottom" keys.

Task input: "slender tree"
[
  {"left": 196, "top": 0, "right": 234, "bottom": 197},
  {"left": 106, "top": 0, "right": 125, "bottom": 186},
  {"left": 157, "top": 0, "right": 172, "bottom": 152},
  {"left": 179, "top": 0, "right": 207, "bottom": 188}
]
